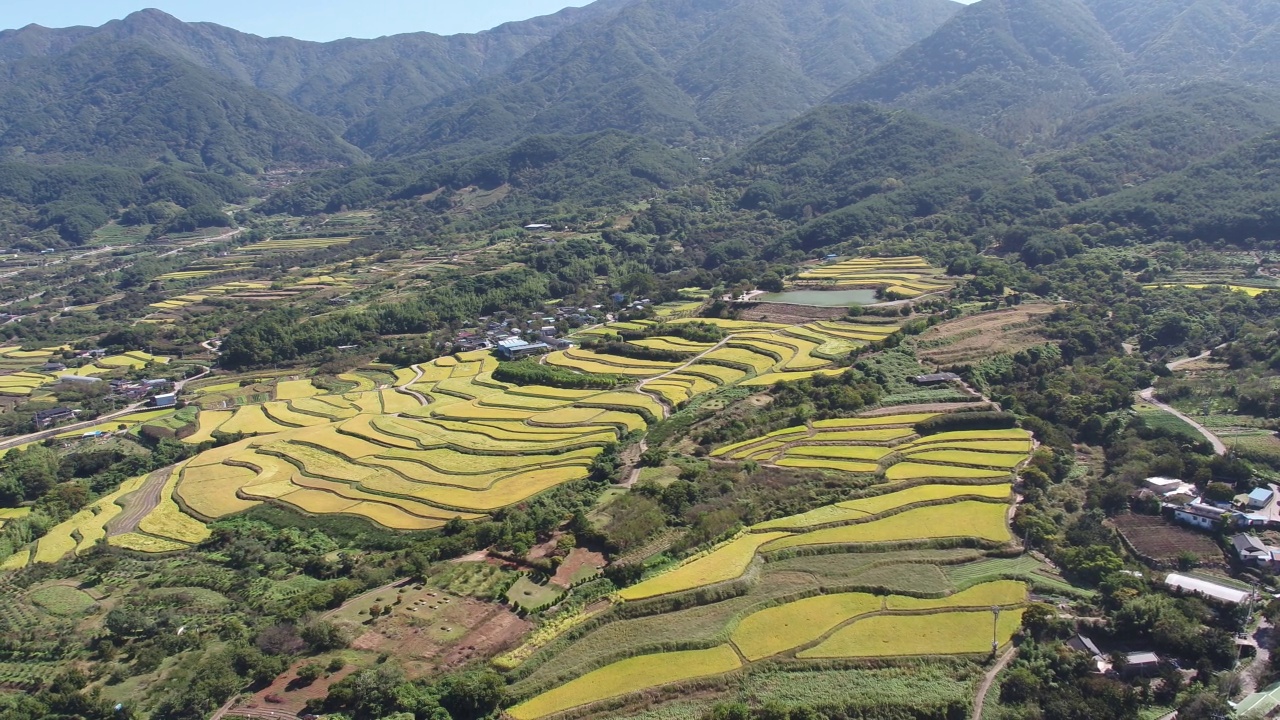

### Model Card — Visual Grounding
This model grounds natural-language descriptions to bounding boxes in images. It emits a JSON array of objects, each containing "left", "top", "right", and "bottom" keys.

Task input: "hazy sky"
[{"left": 0, "top": 1, "right": 598, "bottom": 40}]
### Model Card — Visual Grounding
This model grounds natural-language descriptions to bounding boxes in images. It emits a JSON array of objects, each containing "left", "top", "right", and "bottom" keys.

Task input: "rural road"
[
  {"left": 106, "top": 465, "right": 175, "bottom": 537},
  {"left": 972, "top": 647, "right": 1017, "bottom": 720},
  {"left": 635, "top": 337, "right": 731, "bottom": 419},
  {"left": 1135, "top": 346, "right": 1228, "bottom": 456}
]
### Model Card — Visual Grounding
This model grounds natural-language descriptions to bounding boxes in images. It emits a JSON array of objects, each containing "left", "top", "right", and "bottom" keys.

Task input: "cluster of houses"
[
  {"left": 449, "top": 306, "right": 616, "bottom": 357},
  {"left": 1142, "top": 476, "right": 1280, "bottom": 571}
]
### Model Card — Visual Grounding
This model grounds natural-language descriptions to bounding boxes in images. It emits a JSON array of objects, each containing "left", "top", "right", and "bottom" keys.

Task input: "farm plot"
[
  {"left": 914, "top": 306, "right": 1056, "bottom": 365},
  {"left": 797, "top": 608, "right": 1024, "bottom": 659},
  {"left": 507, "top": 646, "right": 743, "bottom": 720},
  {"left": 755, "top": 484, "right": 1012, "bottom": 531},
  {"left": 761, "top": 502, "right": 1010, "bottom": 552},
  {"left": 795, "top": 257, "right": 954, "bottom": 297},
  {"left": 236, "top": 236, "right": 358, "bottom": 253},
  {"left": 1111, "top": 514, "right": 1224, "bottom": 565},
  {"left": 618, "top": 532, "right": 790, "bottom": 601}
]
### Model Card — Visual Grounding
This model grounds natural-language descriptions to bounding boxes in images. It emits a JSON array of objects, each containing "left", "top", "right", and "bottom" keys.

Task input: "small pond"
[{"left": 755, "top": 289, "right": 880, "bottom": 306}]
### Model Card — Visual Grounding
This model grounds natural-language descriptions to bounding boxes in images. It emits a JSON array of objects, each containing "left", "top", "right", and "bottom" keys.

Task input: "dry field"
[{"left": 914, "top": 305, "right": 1056, "bottom": 365}]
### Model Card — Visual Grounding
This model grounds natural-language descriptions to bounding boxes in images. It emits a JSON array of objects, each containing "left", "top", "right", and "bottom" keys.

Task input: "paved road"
[
  {"left": 972, "top": 646, "right": 1017, "bottom": 720},
  {"left": 1136, "top": 347, "right": 1228, "bottom": 456},
  {"left": 635, "top": 337, "right": 731, "bottom": 419}
]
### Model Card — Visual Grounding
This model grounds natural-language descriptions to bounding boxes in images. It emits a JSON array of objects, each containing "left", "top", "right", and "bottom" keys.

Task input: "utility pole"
[{"left": 991, "top": 605, "right": 1002, "bottom": 656}]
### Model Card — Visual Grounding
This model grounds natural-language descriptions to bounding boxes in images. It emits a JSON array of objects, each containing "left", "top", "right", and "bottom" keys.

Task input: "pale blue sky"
[{"left": 0, "top": 1, "right": 597, "bottom": 40}]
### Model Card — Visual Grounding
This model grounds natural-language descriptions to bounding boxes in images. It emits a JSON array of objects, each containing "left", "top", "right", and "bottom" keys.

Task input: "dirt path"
[
  {"left": 635, "top": 337, "right": 732, "bottom": 419},
  {"left": 396, "top": 365, "right": 430, "bottom": 406},
  {"left": 973, "top": 646, "right": 1017, "bottom": 720},
  {"left": 1240, "top": 617, "right": 1273, "bottom": 698},
  {"left": 619, "top": 440, "right": 648, "bottom": 489},
  {"left": 106, "top": 465, "right": 176, "bottom": 537}
]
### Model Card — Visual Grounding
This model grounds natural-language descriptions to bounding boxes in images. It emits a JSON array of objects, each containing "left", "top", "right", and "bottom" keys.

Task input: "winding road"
[{"left": 1136, "top": 347, "right": 1227, "bottom": 456}]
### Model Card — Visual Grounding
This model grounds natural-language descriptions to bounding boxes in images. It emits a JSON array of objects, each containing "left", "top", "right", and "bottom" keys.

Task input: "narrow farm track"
[
  {"left": 634, "top": 337, "right": 732, "bottom": 418},
  {"left": 105, "top": 465, "right": 175, "bottom": 537},
  {"left": 973, "top": 646, "right": 1017, "bottom": 720},
  {"left": 396, "top": 365, "right": 430, "bottom": 406}
]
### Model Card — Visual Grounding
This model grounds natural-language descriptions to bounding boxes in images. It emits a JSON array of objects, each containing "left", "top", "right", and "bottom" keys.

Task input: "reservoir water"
[{"left": 755, "top": 289, "right": 880, "bottom": 306}]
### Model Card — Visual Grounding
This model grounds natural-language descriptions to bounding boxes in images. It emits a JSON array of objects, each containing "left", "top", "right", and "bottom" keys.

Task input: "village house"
[{"left": 34, "top": 407, "right": 77, "bottom": 429}]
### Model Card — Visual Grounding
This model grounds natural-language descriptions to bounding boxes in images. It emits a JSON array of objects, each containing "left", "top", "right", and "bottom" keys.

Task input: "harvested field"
[
  {"left": 914, "top": 305, "right": 1056, "bottom": 365},
  {"left": 1111, "top": 514, "right": 1224, "bottom": 565}
]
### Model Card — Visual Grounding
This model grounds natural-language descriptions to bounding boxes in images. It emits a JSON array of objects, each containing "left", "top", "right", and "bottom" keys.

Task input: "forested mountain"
[
  {"left": 1030, "top": 83, "right": 1280, "bottom": 202},
  {"left": 368, "top": 0, "right": 962, "bottom": 157},
  {"left": 720, "top": 104, "right": 1023, "bottom": 253},
  {"left": 1070, "top": 126, "right": 1280, "bottom": 242},
  {"left": 0, "top": 3, "right": 633, "bottom": 127},
  {"left": 831, "top": 0, "right": 1280, "bottom": 146},
  {"left": 259, "top": 131, "right": 697, "bottom": 217},
  {"left": 0, "top": 40, "right": 364, "bottom": 172}
]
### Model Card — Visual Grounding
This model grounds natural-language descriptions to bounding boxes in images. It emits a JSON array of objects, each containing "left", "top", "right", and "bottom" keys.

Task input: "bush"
[{"left": 493, "top": 361, "right": 622, "bottom": 390}]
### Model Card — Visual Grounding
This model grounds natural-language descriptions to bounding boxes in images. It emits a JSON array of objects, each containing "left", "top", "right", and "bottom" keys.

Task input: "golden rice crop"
[
  {"left": 575, "top": 392, "right": 665, "bottom": 420},
  {"left": 261, "top": 401, "right": 332, "bottom": 428},
  {"left": 741, "top": 369, "right": 846, "bottom": 387},
  {"left": 109, "top": 533, "right": 191, "bottom": 553},
  {"left": 277, "top": 488, "right": 360, "bottom": 514},
  {"left": 903, "top": 429, "right": 1032, "bottom": 446},
  {"left": 275, "top": 379, "right": 321, "bottom": 400},
  {"left": 139, "top": 466, "right": 211, "bottom": 544},
  {"left": 32, "top": 526, "right": 77, "bottom": 563},
  {"left": 645, "top": 382, "right": 689, "bottom": 406},
  {"left": 797, "top": 609, "right": 1024, "bottom": 659},
  {"left": 618, "top": 532, "right": 791, "bottom": 601},
  {"left": 174, "top": 462, "right": 262, "bottom": 518},
  {"left": 702, "top": 347, "right": 776, "bottom": 374},
  {"left": 546, "top": 352, "right": 666, "bottom": 377},
  {"left": 683, "top": 363, "right": 746, "bottom": 385},
  {"left": 732, "top": 593, "right": 883, "bottom": 661},
  {"left": 807, "top": 428, "right": 915, "bottom": 443},
  {"left": 411, "top": 465, "right": 592, "bottom": 512},
  {"left": 219, "top": 405, "right": 291, "bottom": 435},
  {"left": 630, "top": 337, "right": 715, "bottom": 352},
  {"left": 288, "top": 397, "right": 359, "bottom": 420},
  {"left": 287, "top": 475, "right": 480, "bottom": 523},
  {"left": 754, "top": 484, "right": 1011, "bottom": 530},
  {"left": 905, "top": 450, "right": 1029, "bottom": 469},
  {"left": 381, "top": 389, "right": 422, "bottom": 414},
  {"left": 762, "top": 501, "right": 1009, "bottom": 552},
  {"left": 507, "top": 645, "right": 742, "bottom": 720},
  {"left": 183, "top": 410, "right": 234, "bottom": 444},
  {"left": 338, "top": 373, "right": 377, "bottom": 392}
]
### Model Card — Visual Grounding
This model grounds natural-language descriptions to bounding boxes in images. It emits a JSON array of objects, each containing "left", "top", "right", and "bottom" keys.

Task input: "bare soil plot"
[
  {"left": 735, "top": 303, "right": 848, "bottom": 324},
  {"left": 914, "top": 306, "right": 1056, "bottom": 365},
  {"left": 551, "top": 548, "right": 606, "bottom": 588},
  {"left": 1111, "top": 514, "right": 1223, "bottom": 566},
  {"left": 329, "top": 582, "right": 530, "bottom": 677}
]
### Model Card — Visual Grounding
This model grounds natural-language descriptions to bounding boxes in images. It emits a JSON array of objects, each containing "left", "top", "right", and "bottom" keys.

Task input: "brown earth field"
[
  {"left": 328, "top": 583, "right": 531, "bottom": 677},
  {"left": 734, "top": 302, "right": 849, "bottom": 324},
  {"left": 551, "top": 547, "right": 606, "bottom": 588},
  {"left": 914, "top": 305, "right": 1057, "bottom": 365},
  {"left": 1111, "top": 514, "right": 1224, "bottom": 565}
]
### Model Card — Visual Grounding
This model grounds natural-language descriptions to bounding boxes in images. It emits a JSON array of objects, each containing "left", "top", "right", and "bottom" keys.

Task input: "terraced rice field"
[
  {"left": 618, "top": 532, "right": 789, "bottom": 601},
  {"left": 798, "top": 608, "right": 1024, "bottom": 659},
  {"left": 795, "top": 256, "right": 954, "bottom": 298},
  {"left": 507, "top": 646, "right": 743, "bottom": 720},
  {"left": 755, "top": 484, "right": 1012, "bottom": 530},
  {"left": 761, "top": 502, "right": 1011, "bottom": 552},
  {"left": 236, "top": 236, "right": 358, "bottom": 253}
]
